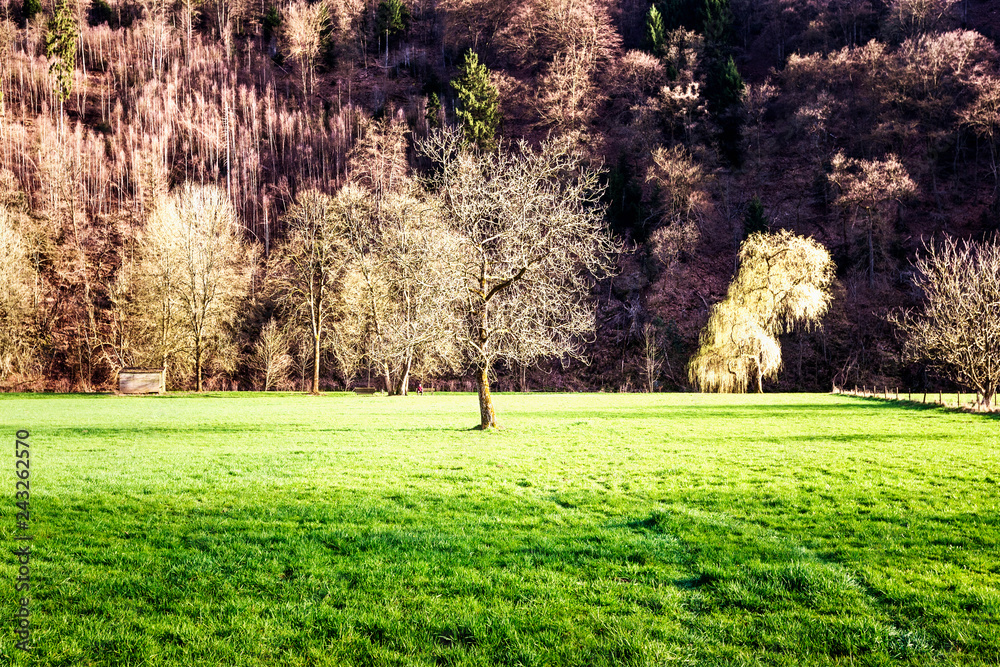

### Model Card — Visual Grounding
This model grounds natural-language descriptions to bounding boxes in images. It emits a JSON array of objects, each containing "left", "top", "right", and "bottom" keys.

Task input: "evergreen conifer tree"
[
  {"left": 45, "top": 0, "right": 77, "bottom": 130},
  {"left": 426, "top": 92, "right": 443, "bottom": 129},
  {"left": 22, "top": 0, "right": 41, "bottom": 23},
  {"left": 657, "top": 0, "right": 700, "bottom": 32},
  {"left": 743, "top": 195, "right": 769, "bottom": 237},
  {"left": 646, "top": 4, "right": 666, "bottom": 57},
  {"left": 451, "top": 51, "right": 501, "bottom": 152},
  {"left": 702, "top": 0, "right": 732, "bottom": 50},
  {"left": 705, "top": 55, "right": 744, "bottom": 165},
  {"left": 376, "top": 0, "right": 410, "bottom": 52}
]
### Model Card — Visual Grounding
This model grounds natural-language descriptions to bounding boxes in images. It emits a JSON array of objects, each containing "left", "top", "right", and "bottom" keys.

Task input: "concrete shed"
[{"left": 118, "top": 368, "right": 165, "bottom": 394}]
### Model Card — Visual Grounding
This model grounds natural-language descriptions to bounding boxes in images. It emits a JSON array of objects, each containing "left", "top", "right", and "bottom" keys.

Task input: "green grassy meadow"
[{"left": 0, "top": 392, "right": 997, "bottom": 666}]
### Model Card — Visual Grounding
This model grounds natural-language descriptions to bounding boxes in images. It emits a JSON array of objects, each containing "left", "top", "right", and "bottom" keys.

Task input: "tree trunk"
[
  {"left": 383, "top": 363, "right": 393, "bottom": 394},
  {"left": 867, "top": 214, "right": 875, "bottom": 288},
  {"left": 312, "top": 332, "right": 321, "bottom": 394},
  {"left": 195, "top": 337, "right": 203, "bottom": 392},
  {"left": 477, "top": 364, "right": 498, "bottom": 429},
  {"left": 756, "top": 364, "right": 763, "bottom": 393},
  {"left": 395, "top": 367, "right": 410, "bottom": 396},
  {"left": 394, "top": 356, "right": 411, "bottom": 396}
]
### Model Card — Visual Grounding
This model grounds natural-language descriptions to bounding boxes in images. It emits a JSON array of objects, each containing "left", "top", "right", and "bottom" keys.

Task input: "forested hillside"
[{"left": 1, "top": 0, "right": 998, "bottom": 392}]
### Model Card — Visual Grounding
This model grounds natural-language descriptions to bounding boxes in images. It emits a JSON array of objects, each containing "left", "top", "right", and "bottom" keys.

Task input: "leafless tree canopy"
[
  {"left": 118, "top": 183, "right": 254, "bottom": 391},
  {"left": 271, "top": 189, "right": 350, "bottom": 393},
  {"left": 0, "top": 205, "right": 41, "bottom": 383},
  {"left": 890, "top": 235, "right": 1000, "bottom": 408},
  {"left": 420, "top": 127, "right": 620, "bottom": 427},
  {"left": 343, "top": 186, "right": 464, "bottom": 395}
]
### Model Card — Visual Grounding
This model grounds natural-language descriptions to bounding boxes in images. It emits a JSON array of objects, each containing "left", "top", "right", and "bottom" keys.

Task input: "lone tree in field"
[
  {"left": 420, "top": 128, "right": 620, "bottom": 428},
  {"left": 689, "top": 230, "right": 835, "bottom": 393},
  {"left": 272, "top": 189, "right": 350, "bottom": 394},
  {"left": 889, "top": 235, "right": 1000, "bottom": 409}
]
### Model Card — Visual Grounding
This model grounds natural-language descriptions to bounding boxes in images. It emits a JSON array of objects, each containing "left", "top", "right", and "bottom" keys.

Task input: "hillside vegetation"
[{"left": 1, "top": 0, "right": 999, "bottom": 392}]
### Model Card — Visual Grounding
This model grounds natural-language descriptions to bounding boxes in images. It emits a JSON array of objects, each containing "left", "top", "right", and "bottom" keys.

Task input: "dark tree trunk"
[
  {"left": 312, "top": 332, "right": 321, "bottom": 394},
  {"left": 195, "top": 337, "right": 203, "bottom": 392},
  {"left": 477, "top": 364, "right": 497, "bottom": 429},
  {"left": 395, "top": 362, "right": 410, "bottom": 396},
  {"left": 867, "top": 212, "right": 875, "bottom": 288}
]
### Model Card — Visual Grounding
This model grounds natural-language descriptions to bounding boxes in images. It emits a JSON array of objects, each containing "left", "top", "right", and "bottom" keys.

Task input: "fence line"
[{"left": 831, "top": 385, "right": 993, "bottom": 412}]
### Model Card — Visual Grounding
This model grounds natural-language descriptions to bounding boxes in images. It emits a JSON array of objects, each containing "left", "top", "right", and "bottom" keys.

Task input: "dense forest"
[{"left": 1, "top": 0, "right": 998, "bottom": 393}]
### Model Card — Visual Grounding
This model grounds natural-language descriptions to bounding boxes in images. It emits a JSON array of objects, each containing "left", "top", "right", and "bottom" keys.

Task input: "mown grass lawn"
[{"left": 0, "top": 392, "right": 997, "bottom": 666}]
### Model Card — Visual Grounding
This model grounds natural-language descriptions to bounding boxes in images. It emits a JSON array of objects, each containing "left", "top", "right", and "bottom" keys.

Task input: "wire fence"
[{"left": 832, "top": 385, "right": 995, "bottom": 412}]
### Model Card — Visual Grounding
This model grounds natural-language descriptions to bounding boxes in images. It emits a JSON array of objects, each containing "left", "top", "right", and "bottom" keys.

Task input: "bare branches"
[
  {"left": 283, "top": 0, "right": 330, "bottom": 100},
  {"left": 419, "top": 128, "right": 621, "bottom": 427},
  {"left": 271, "top": 188, "right": 350, "bottom": 392},
  {"left": 889, "top": 235, "right": 1000, "bottom": 408},
  {"left": 829, "top": 151, "right": 917, "bottom": 286}
]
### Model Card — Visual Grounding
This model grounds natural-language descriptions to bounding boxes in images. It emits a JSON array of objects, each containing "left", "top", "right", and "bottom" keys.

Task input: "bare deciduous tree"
[
  {"left": 253, "top": 317, "right": 292, "bottom": 390},
  {"left": 535, "top": 44, "right": 602, "bottom": 135},
  {"left": 890, "top": 235, "right": 1000, "bottom": 409},
  {"left": 829, "top": 151, "right": 916, "bottom": 287},
  {"left": 961, "top": 75, "right": 1000, "bottom": 194},
  {"left": 885, "top": 0, "right": 960, "bottom": 38},
  {"left": 641, "top": 321, "right": 661, "bottom": 393},
  {"left": 420, "top": 128, "right": 620, "bottom": 428},
  {"left": 0, "top": 206, "right": 41, "bottom": 383},
  {"left": 345, "top": 187, "right": 463, "bottom": 395},
  {"left": 283, "top": 0, "right": 330, "bottom": 99},
  {"left": 347, "top": 112, "right": 411, "bottom": 206},
  {"left": 689, "top": 230, "right": 835, "bottom": 393},
  {"left": 143, "top": 183, "right": 253, "bottom": 391},
  {"left": 272, "top": 189, "right": 350, "bottom": 394}
]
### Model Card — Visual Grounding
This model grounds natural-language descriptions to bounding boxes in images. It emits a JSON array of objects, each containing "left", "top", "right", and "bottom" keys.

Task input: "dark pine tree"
[
  {"left": 22, "top": 0, "right": 41, "bottom": 24},
  {"left": 45, "top": 0, "right": 78, "bottom": 128},
  {"left": 743, "top": 195, "right": 770, "bottom": 237},
  {"left": 376, "top": 0, "right": 411, "bottom": 54},
  {"left": 705, "top": 55, "right": 744, "bottom": 165},
  {"left": 426, "top": 92, "right": 443, "bottom": 129}
]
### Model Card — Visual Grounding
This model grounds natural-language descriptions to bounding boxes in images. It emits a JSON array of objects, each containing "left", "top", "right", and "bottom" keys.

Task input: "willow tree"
[
  {"left": 420, "top": 128, "right": 620, "bottom": 428},
  {"left": 689, "top": 230, "right": 835, "bottom": 393}
]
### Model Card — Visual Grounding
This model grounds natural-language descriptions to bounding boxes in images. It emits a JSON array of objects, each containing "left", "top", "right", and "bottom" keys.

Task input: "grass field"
[{"left": 0, "top": 392, "right": 997, "bottom": 666}]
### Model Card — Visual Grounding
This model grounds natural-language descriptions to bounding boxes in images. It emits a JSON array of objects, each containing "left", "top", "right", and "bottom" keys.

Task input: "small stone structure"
[{"left": 118, "top": 368, "right": 165, "bottom": 394}]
